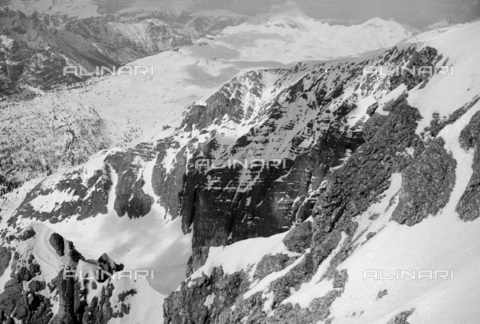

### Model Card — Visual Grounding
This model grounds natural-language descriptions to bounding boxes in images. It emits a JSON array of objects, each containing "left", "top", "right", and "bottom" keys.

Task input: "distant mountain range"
[{"left": 0, "top": 6, "right": 248, "bottom": 96}]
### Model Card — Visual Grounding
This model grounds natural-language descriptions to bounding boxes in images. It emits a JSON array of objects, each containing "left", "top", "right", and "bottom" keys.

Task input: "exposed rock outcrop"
[
  {"left": 457, "top": 109, "right": 480, "bottom": 221},
  {"left": 0, "top": 225, "right": 148, "bottom": 324},
  {"left": 282, "top": 221, "right": 312, "bottom": 253}
]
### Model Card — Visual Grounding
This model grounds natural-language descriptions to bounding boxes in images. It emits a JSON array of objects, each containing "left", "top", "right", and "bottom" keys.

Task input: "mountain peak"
[{"left": 362, "top": 17, "right": 401, "bottom": 27}]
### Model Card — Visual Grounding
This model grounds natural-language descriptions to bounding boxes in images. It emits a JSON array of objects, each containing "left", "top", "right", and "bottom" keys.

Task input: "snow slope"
[
  {"left": 327, "top": 102, "right": 480, "bottom": 324},
  {"left": 406, "top": 22, "right": 480, "bottom": 133},
  {"left": 6, "top": 147, "right": 193, "bottom": 295}
]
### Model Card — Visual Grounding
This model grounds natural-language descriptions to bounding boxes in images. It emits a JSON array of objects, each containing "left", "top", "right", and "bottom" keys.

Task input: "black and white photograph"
[{"left": 1, "top": 0, "right": 480, "bottom": 323}]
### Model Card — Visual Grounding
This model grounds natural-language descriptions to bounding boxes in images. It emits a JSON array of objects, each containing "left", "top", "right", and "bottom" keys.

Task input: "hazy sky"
[
  {"left": 165, "top": 0, "right": 480, "bottom": 28},
  {"left": 34, "top": 0, "right": 479, "bottom": 28}
]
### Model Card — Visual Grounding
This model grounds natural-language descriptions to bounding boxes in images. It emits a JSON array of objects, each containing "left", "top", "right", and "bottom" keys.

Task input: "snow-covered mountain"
[
  {"left": 0, "top": 12, "right": 411, "bottom": 196},
  {"left": 1, "top": 15, "right": 479, "bottom": 323},
  {"left": 162, "top": 21, "right": 480, "bottom": 324},
  {"left": 212, "top": 13, "right": 411, "bottom": 63}
]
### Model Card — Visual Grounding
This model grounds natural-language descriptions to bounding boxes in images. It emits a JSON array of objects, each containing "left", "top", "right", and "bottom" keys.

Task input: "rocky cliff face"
[
  {"left": 162, "top": 92, "right": 462, "bottom": 323},
  {"left": 9, "top": 43, "right": 442, "bottom": 237},
  {"left": 159, "top": 45, "right": 442, "bottom": 250},
  {"left": 161, "top": 45, "right": 458, "bottom": 322}
]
